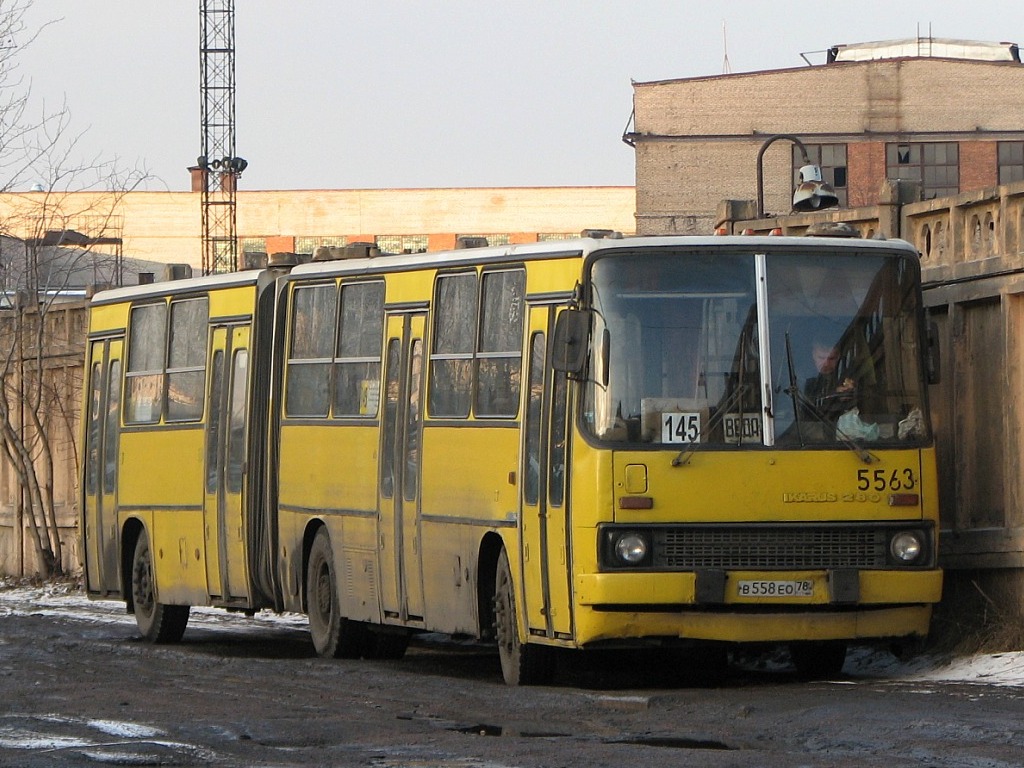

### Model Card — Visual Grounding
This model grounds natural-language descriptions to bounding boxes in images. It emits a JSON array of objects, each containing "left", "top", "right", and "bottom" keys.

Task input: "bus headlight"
[
  {"left": 890, "top": 531, "right": 924, "bottom": 563},
  {"left": 614, "top": 533, "right": 650, "bottom": 566}
]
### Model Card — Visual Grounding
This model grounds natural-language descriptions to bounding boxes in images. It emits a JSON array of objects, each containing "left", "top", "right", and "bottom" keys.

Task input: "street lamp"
[{"left": 756, "top": 134, "right": 839, "bottom": 218}]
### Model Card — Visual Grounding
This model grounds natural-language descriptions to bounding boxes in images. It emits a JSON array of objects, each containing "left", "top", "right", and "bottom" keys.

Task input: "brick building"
[
  {"left": 0, "top": 186, "right": 636, "bottom": 274},
  {"left": 628, "top": 38, "right": 1024, "bottom": 234}
]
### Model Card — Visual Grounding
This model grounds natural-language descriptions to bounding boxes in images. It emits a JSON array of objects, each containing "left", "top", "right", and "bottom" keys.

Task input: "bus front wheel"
[
  {"left": 493, "top": 549, "right": 554, "bottom": 686},
  {"left": 306, "top": 528, "right": 367, "bottom": 659},
  {"left": 131, "top": 532, "right": 189, "bottom": 643}
]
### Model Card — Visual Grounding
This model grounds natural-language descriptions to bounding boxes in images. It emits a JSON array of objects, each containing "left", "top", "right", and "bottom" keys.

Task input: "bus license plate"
[{"left": 736, "top": 579, "right": 814, "bottom": 598}]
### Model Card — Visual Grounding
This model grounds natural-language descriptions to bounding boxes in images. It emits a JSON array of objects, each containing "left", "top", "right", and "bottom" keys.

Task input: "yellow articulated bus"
[{"left": 80, "top": 234, "right": 942, "bottom": 685}]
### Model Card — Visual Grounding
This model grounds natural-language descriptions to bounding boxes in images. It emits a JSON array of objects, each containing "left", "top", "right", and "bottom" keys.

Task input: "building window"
[
  {"left": 998, "top": 142, "right": 1024, "bottom": 185},
  {"left": 295, "top": 236, "right": 347, "bottom": 256},
  {"left": 458, "top": 233, "right": 511, "bottom": 246},
  {"left": 793, "top": 144, "right": 848, "bottom": 207},
  {"left": 239, "top": 237, "right": 267, "bottom": 256},
  {"left": 376, "top": 235, "right": 428, "bottom": 254},
  {"left": 886, "top": 142, "right": 959, "bottom": 199}
]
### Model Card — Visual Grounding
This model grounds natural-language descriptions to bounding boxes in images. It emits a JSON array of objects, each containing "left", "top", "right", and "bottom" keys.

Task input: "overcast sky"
[{"left": 16, "top": 1, "right": 1024, "bottom": 192}]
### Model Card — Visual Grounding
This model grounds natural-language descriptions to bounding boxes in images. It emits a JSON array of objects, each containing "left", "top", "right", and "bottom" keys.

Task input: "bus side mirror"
[
  {"left": 926, "top": 320, "right": 941, "bottom": 385},
  {"left": 552, "top": 309, "right": 590, "bottom": 375}
]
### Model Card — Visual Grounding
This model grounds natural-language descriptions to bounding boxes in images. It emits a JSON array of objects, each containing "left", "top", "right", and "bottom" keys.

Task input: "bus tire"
[
  {"left": 306, "top": 528, "right": 367, "bottom": 659},
  {"left": 493, "top": 549, "right": 554, "bottom": 686},
  {"left": 790, "top": 640, "right": 847, "bottom": 679},
  {"left": 131, "top": 532, "right": 189, "bottom": 644}
]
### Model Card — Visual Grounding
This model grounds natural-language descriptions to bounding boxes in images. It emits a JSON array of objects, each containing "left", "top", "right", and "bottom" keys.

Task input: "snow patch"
[{"left": 87, "top": 719, "right": 164, "bottom": 739}]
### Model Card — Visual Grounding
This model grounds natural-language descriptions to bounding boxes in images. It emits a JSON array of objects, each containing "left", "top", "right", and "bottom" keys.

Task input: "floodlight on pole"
[{"left": 755, "top": 134, "right": 839, "bottom": 218}]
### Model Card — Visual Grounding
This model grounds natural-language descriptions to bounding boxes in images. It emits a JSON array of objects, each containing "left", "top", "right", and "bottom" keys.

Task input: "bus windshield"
[{"left": 583, "top": 248, "right": 929, "bottom": 448}]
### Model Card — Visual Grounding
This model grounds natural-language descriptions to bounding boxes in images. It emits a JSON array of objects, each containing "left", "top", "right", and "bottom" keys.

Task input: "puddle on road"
[
  {"left": 447, "top": 721, "right": 733, "bottom": 751},
  {"left": 609, "top": 735, "right": 734, "bottom": 750}
]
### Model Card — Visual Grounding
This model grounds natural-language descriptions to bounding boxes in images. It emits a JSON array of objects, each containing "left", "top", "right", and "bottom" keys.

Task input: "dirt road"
[{"left": 2, "top": 584, "right": 1023, "bottom": 767}]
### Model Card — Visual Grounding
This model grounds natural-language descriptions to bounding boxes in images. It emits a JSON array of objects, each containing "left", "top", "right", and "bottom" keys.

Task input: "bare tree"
[{"left": 0, "top": 0, "right": 149, "bottom": 577}]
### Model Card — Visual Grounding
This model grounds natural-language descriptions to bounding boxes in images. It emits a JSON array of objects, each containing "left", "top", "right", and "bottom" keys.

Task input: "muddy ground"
[{"left": 1, "top": 584, "right": 1023, "bottom": 767}]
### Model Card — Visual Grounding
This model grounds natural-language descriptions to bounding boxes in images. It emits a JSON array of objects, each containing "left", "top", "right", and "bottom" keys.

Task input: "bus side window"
[
  {"left": 125, "top": 303, "right": 166, "bottom": 424},
  {"left": 166, "top": 297, "right": 209, "bottom": 422},
  {"left": 476, "top": 269, "right": 525, "bottom": 418},
  {"left": 429, "top": 273, "right": 477, "bottom": 418},
  {"left": 285, "top": 284, "right": 336, "bottom": 418},
  {"left": 335, "top": 281, "right": 384, "bottom": 417}
]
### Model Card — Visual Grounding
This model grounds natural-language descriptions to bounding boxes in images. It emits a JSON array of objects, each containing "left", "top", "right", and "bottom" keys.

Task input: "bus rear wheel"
[
  {"left": 306, "top": 528, "right": 367, "bottom": 659},
  {"left": 131, "top": 532, "right": 189, "bottom": 643},
  {"left": 493, "top": 549, "right": 554, "bottom": 686}
]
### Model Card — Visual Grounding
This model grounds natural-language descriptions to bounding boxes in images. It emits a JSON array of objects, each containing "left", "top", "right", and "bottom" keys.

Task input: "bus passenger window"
[
  {"left": 285, "top": 284, "right": 336, "bottom": 418},
  {"left": 125, "top": 303, "right": 166, "bottom": 424},
  {"left": 429, "top": 273, "right": 477, "bottom": 418},
  {"left": 166, "top": 297, "right": 209, "bottom": 422},
  {"left": 476, "top": 269, "right": 525, "bottom": 418},
  {"left": 334, "top": 281, "right": 384, "bottom": 417}
]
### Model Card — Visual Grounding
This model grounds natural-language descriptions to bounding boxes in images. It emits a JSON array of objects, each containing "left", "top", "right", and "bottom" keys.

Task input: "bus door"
[
  {"left": 83, "top": 337, "right": 123, "bottom": 595},
  {"left": 378, "top": 312, "right": 426, "bottom": 623},
  {"left": 204, "top": 324, "right": 251, "bottom": 602},
  {"left": 520, "top": 307, "right": 573, "bottom": 638}
]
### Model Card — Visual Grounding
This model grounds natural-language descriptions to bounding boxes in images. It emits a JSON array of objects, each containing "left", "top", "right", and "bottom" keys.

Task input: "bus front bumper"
[{"left": 572, "top": 568, "right": 942, "bottom": 645}]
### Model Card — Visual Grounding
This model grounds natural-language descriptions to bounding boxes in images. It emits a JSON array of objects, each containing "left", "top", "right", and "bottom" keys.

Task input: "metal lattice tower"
[{"left": 199, "top": 0, "right": 245, "bottom": 275}]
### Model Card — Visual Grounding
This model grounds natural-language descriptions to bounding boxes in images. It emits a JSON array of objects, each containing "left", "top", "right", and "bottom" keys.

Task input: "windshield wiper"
[
  {"left": 784, "top": 333, "right": 805, "bottom": 445},
  {"left": 782, "top": 332, "right": 877, "bottom": 465}
]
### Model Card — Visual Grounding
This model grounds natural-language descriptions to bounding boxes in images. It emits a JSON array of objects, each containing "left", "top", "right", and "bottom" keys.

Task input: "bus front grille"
[{"left": 654, "top": 526, "right": 889, "bottom": 569}]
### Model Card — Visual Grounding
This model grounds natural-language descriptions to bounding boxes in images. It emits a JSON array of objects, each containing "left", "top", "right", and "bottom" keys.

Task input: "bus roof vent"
[
  {"left": 162, "top": 263, "right": 193, "bottom": 281},
  {"left": 341, "top": 242, "right": 380, "bottom": 259},
  {"left": 312, "top": 242, "right": 380, "bottom": 261},
  {"left": 456, "top": 236, "right": 489, "bottom": 249},
  {"left": 804, "top": 221, "right": 860, "bottom": 238},
  {"left": 580, "top": 229, "right": 622, "bottom": 239},
  {"left": 268, "top": 251, "right": 299, "bottom": 268}
]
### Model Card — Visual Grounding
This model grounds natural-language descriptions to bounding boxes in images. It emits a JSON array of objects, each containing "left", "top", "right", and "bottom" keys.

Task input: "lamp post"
[{"left": 756, "top": 133, "right": 839, "bottom": 218}]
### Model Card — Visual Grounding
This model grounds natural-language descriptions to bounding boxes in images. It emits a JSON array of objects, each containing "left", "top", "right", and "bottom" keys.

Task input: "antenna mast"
[
  {"left": 722, "top": 21, "right": 732, "bottom": 74},
  {"left": 199, "top": 0, "right": 245, "bottom": 275}
]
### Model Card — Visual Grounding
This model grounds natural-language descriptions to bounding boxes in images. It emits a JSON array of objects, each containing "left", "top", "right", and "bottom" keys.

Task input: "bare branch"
[{"left": 0, "top": 1, "right": 154, "bottom": 576}]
